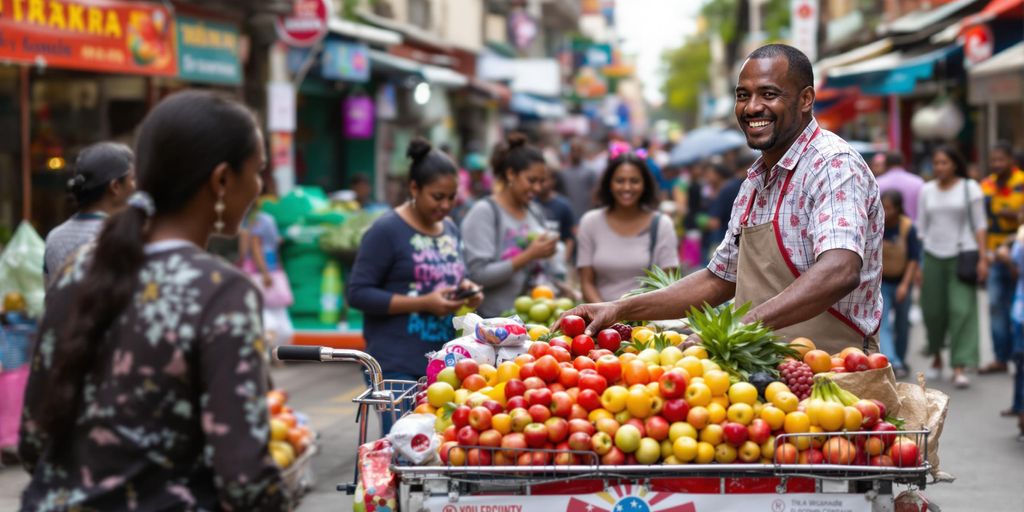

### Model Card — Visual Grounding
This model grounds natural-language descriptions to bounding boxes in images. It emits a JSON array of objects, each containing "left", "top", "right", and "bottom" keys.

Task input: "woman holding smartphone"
[
  {"left": 461, "top": 133, "right": 557, "bottom": 317},
  {"left": 348, "top": 139, "right": 482, "bottom": 430}
]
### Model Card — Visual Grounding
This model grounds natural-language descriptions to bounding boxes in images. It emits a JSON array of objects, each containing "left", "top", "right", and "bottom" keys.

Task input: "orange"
[
  {"left": 760, "top": 405, "right": 786, "bottom": 431},
  {"left": 531, "top": 285, "right": 555, "bottom": 300},
  {"left": 803, "top": 350, "right": 833, "bottom": 374},
  {"left": 492, "top": 413, "right": 512, "bottom": 434},
  {"left": 817, "top": 402, "right": 846, "bottom": 432},
  {"left": 789, "top": 337, "right": 816, "bottom": 358},
  {"left": 772, "top": 391, "right": 800, "bottom": 413},
  {"left": 622, "top": 359, "right": 651, "bottom": 386},
  {"left": 764, "top": 381, "right": 791, "bottom": 403}
]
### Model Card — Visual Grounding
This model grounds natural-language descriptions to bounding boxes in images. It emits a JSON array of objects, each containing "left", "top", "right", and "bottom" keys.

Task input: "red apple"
[
  {"left": 596, "top": 354, "right": 622, "bottom": 383},
  {"left": 591, "top": 431, "right": 613, "bottom": 455},
  {"left": 870, "top": 399, "right": 888, "bottom": 420},
  {"left": 454, "top": 358, "right": 479, "bottom": 381},
  {"left": 469, "top": 406, "right": 492, "bottom": 430},
  {"left": 601, "top": 446, "right": 626, "bottom": 465},
  {"left": 481, "top": 400, "right": 503, "bottom": 416},
  {"left": 528, "top": 342, "right": 551, "bottom": 360},
  {"left": 519, "top": 362, "right": 536, "bottom": 380},
  {"left": 443, "top": 425, "right": 457, "bottom": 443},
  {"left": 549, "top": 337, "right": 571, "bottom": 353},
  {"left": 870, "top": 454, "right": 895, "bottom": 467},
  {"left": 799, "top": 447, "right": 825, "bottom": 464},
  {"left": 457, "top": 425, "right": 479, "bottom": 446},
  {"left": 504, "top": 379, "right": 526, "bottom": 399},
  {"left": 579, "top": 373, "right": 608, "bottom": 395},
  {"left": 439, "top": 441, "right": 459, "bottom": 464},
  {"left": 554, "top": 449, "right": 577, "bottom": 466},
  {"left": 625, "top": 418, "right": 646, "bottom": 438},
  {"left": 844, "top": 351, "right": 870, "bottom": 372},
  {"left": 573, "top": 356, "right": 596, "bottom": 372},
  {"left": 478, "top": 429, "right": 502, "bottom": 447},
  {"left": 747, "top": 418, "right": 772, "bottom": 445},
  {"left": 577, "top": 388, "right": 603, "bottom": 411},
  {"left": 451, "top": 405, "right": 471, "bottom": 429},
  {"left": 506, "top": 396, "right": 527, "bottom": 411},
  {"left": 550, "top": 346, "right": 572, "bottom": 363},
  {"left": 889, "top": 438, "right": 919, "bottom": 467},
  {"left": 467, "top": 448, "right": 492, "bottom": 466},
  {"left": 658, "top": 370, "right": 688, "bottom": 399},
  {"left": 589, "top": 348, "right": 614, "bottom": 360},
  {"left": 461, "top": 374, "right": 487, "bottom": 391},
  {"left": 722, "top": 422, "right": 749, "bottom": 447},
  {"left": 526, "top": 387, "right": 553, "bottom": 407},
  {"left": 571, "top": 335, "right": 595, "bottom": 357},
  {"left": 561, "top": 315, "right": 586, "bottom": 337},
  {"left": 530, "top": 450, "right": 551, "bottom": 465},
  {"left": 528, "top": 404, "right": 552, "bottom": 423},
  {"left": 596, "top": 418, "right": 620, "bottom": 436},
  {"left": 509, "top": 408, "right": 532, "bottom": 432},
  {"left": 867, "top": 353, "right": 889, "bottom": 370},
  {"left": 853, "top": 399, "right": 881, "bottom": 429},
  {"left": 661, "top": 398, "right": 690, "bottom": 423},
  {"left": 535, "top": 355, "right": 561, "bottom": 382},
  {"left": 545, "top": 417, "right": 569, "bottom": 443},
  {"left": 549, "top": 391, "right": 574, "bottom": 418},
  {"left": 596, "top": 328, "right": 622, "bottom": 352},
  {"left": 558, "top": 367, "right": 580, "bottom": 388},
  {"left": 644, "top": 416, "right": 670, "bottom": 441},
  {"left": 568, "top": 418, "right": 596, "bottom": 436},
  {"left": 500, "top": 432, "right": 527, "bottom": 457},
  {"left": 524, "top": 423, "right": 548, "bottom": 448},
  {"left": 568, "top": 431, "right": 592, "bottom": 452},
  {"left": 523, "top": 376, "right": 546, "bottom": 390},
  {"left": 870, "top": 421, "right": 898, "bottom": 446}
]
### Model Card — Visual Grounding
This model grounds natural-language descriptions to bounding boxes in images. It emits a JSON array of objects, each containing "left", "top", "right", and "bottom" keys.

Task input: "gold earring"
[{"left": 214, "top": 193, "right": 226, "bottom": 234}]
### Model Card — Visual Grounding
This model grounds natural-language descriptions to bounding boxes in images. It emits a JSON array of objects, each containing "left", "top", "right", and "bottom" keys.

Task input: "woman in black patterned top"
[{"left": 18, "top": 91, "right": 290, "bottom": 511}]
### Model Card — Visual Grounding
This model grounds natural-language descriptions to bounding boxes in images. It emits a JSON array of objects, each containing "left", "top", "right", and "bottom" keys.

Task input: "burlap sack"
[
  {"left": 894, "top": 374, "right": 951, "bottom": 479},
  {"left": 832, "top": 365, "right": 903, "bottom": 418}
]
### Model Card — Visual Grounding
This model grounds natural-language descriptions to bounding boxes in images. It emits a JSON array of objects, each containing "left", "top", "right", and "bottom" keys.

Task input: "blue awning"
[
  {"left": 510, "top": 93, "right": 567, "bottom": 119},
  {"left": 825, "top": 44, "right": 964, "bottom": 95}
]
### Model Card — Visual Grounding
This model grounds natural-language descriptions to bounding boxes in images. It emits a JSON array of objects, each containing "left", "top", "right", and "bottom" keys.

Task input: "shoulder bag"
[{"left": 955, "top": 180, "right": 980, "bottom": 285}]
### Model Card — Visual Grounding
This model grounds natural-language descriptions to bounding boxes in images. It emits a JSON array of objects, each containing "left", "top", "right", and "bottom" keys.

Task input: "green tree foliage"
[{"left": 660, "top": 37, "right": 711, "bottom": 115}]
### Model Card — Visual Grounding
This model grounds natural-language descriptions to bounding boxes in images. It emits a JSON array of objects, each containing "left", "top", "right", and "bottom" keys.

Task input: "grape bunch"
[
  {"left": 609, "top": 323, "right": 633, "bottom": 342},
  {"left": 778, "top": 359, "right": 814, "bottom": 399}
]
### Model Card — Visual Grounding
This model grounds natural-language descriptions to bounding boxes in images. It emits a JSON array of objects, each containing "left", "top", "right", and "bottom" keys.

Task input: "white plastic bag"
[
  {"left": 0, "top": 222, "right": 45, "bottom": 318},
  {"left": 387, "top": 413, "right": 439, "bottom": 465},
  {"left": 454, "top": 313, "right": 530, "bottom": 347}
]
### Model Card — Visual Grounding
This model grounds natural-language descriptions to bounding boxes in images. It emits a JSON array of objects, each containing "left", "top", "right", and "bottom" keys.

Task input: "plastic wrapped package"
[
  {"left": 353, "top": 438, "right": 396, "bottom": 512},
  {"left": 454, "top": 313, "right": 530, "bottom": 347},
  {"left": 425, "top": 336, "right": 496, "bottom": 384},
  {"left": 387, "top": 413, "right": 440, "bottom": 466}
]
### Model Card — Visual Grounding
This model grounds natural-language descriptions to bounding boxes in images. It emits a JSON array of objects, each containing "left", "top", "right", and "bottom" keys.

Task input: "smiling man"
[{"left": 562, "top": 44, "right": 883, "bottom": 355}]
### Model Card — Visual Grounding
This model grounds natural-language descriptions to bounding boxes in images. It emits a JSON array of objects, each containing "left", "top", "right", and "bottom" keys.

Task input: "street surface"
[{"left": 1, "top": 293, "right": 1022, "bottom": 510}]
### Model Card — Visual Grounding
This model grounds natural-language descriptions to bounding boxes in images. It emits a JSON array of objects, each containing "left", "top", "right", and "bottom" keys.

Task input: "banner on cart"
[{"left": 424, "top": 491, "right": 872, "bottom": 512}]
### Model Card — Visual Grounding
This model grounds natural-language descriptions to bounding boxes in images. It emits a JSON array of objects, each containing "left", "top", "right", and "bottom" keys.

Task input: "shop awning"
[
  {"left": 825, "top": 44, "right": 964, "bottom": 95},
  {"left": 933, "top": 0, "right": 1024, "bottom": 42},
  {"left": 328, "top": 17, "right": 402, "bottom": 46},
  {"left": 368, "top": 49, "right": 468, "bottom": 88},
  {"left": 814, "top": 38, "right": 893, "bottom": 87},
  {"left": 879, "top": 0, "right": 982, "bottom": 34},
  {"left": 968, "top": 42, "right": 1024, "bottom": 104},
  {"left": 509, "top": 93, "right": 567, "bottom": 119}
]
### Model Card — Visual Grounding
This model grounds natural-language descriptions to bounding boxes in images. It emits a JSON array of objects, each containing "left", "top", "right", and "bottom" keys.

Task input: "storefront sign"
[
  {"left": 963, "top": 24, "right": 993, "bottom": 67},
  {"left": 275, "top": 0, "right": 330, "bottom": 48},
  {"left": 0, "top": 0, "right": 177, "bottom": 76},
  {"left": 790, "top": 0, "right": 819, "bottom": 62},
  {"left": 343, "top": 95, "right": 374, "bottom": 139},
  {"left": 423, "top": 491, "right": 873, "bottom": 512},
  {"left": 176, "top": 15, "right": 241, "bottom": 85},
  {"left": 322, "top": 40, "right": 370, "bottom": 82}
]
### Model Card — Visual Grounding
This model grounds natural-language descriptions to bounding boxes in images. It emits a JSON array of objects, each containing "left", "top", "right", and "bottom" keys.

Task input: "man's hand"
[{"left": 556, "top": 302, "right": 621, "bottom": 337}]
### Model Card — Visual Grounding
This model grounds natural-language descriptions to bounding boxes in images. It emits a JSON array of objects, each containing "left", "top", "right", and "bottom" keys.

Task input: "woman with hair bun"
[
  {"left": 348, "top": 138, "right": 482, "bottom": 425},
  {"left": 20, "top": 91, "right": 289, "bottom": 510},
  {"left": 43, "top": 142, "right": 136, "bottom": 285},
  {"left": 461, "top": 133, "right": 558, "bottom": 317}
]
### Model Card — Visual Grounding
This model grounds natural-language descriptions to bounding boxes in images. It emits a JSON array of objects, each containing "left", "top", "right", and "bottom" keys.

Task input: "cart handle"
[{"left": 274, "top": 346, "right": 385, "bottom": 393}]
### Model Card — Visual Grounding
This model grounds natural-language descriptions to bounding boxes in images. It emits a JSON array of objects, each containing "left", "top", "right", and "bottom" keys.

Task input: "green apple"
[
  {"left": 529, "top": 303, "right": 551, "bottom": 323},
  {"left": 556, "top": 297, "right": 575, "bottom": 311},
  {"left": 614, "top": 424, "right": 642, "bottom": 453},
  {"left": 638, "top": 348, "right": 661, "bottom": 366},
  {"left": 436, "top": 367, "right": 460, "bottom": 389},
  {"left": 515, "top": 296, "right": 534, "bottom": 315},
  {"left": 659, "top": 346, "right": 684, "bottom": 367},
  {"left": 636, "top": 437, "right": 661, "bottom": 464}
]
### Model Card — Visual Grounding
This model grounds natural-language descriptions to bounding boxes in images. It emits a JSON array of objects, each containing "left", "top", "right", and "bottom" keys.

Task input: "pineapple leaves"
[{"left": 685, "top": 302, "right": 798, "bottom": 380}]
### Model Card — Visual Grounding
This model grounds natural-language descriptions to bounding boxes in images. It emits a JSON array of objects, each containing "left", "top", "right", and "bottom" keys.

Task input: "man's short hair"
[
  {"left": 993, "top": 140, "right": 1014, "bottom": 157},
  {"left": 885, "top": 152, "right": 904, "bottom": 168},
  {"left": 747, "top": 44, "right": 814, "bottom": 91}
]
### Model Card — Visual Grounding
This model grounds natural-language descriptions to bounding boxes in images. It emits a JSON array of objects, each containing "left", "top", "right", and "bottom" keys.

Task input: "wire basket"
[{"left": 352, "top": 377, "right": 422, "bottom": 428}]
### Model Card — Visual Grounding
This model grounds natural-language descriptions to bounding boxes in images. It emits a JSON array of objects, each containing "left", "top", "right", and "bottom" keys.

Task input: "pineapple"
[
  {"left": 686, "top": 302, "right": 798, "bottom": 381},
  {"left": 622, "top": 266, "right": 681, "bottom": 298}
]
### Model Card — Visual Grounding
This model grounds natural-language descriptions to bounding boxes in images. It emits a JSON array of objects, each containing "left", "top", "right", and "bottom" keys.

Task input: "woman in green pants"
[{"left": 917, "top": 145, "right": 988, "bottom": 388}]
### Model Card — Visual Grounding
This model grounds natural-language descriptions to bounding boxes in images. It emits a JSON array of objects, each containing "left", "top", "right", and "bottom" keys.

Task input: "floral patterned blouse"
[{"left": 19, "top": 242, "right": 290, "bottom": 511}]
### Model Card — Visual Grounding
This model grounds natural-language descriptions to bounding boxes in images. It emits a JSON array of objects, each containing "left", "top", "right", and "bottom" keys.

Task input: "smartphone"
[{"left": 450, "top": 287, "right": 481, "bottom": 300}]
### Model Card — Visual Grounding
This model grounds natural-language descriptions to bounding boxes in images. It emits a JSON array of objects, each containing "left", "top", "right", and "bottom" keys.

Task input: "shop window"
[{"left": 409, "top": 0, "right": 432, "bottom": 30}]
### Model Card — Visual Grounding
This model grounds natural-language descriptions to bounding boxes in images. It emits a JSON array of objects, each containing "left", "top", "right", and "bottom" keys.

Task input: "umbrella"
[{"left": 668, "top": 127, "right": 748, "bottom": 166}]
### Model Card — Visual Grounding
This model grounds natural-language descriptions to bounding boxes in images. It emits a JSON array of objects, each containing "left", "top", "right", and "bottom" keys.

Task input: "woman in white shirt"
[
  {"left": 576, "top": 151, "right": 679, "bottom": 303},
  {"left": 917, "top": 145, "right": 987, "bottom": 388}
]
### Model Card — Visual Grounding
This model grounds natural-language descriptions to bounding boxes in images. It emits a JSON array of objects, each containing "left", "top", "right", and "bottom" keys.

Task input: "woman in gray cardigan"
[{"left": 461, "top": 133, "right": 557, "bottom": 317}]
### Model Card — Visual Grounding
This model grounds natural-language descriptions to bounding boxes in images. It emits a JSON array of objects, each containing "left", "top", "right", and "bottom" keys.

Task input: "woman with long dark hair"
[
  {"left": 19, "top": 91, "right": 290, "bottom": 510},
  {"left": 918, "top": 145, "right": 987, "bottom": 388},
  {"left": 43, "top": 142, "right": 136, "bottom": 285},
  {"left": 461, "top": 133, "right": 557, "bottom": 316},
  {"left": 576, "top": 152, "right": 679, "bottom": 302}
]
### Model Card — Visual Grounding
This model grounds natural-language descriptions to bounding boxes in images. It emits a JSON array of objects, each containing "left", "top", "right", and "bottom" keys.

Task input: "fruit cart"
[{"left": 276, "top": 346, "right": 937, "bottom": 512}]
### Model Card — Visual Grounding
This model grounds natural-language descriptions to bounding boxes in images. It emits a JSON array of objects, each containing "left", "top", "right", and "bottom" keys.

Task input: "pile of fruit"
[
  {"left": 413, "top": 305, "right": 921, "bottom": 468},
  {"left": 779, "top": 338, "right": 892, "bottom": 400},
  {"left": 513, "top": 285, "right": 576, "bottom": 325},
  {"left": 267, "top": 390, "right": 314, "bottom": 469}
]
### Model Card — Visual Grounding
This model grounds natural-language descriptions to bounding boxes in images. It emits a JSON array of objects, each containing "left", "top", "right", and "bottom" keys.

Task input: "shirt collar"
[{"left": 746, "top": 117, "right": 820, "bottom": 184}]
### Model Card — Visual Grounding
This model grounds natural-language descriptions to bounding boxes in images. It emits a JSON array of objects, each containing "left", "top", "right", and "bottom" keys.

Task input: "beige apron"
[{"left": 733, "top": 129, "right": 878, "bottom": 356}]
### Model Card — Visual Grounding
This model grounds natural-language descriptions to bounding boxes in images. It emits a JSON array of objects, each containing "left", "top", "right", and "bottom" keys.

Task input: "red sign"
[
  {"left": 963, "top": 24, "right": 994, "bottom": 67},
  {"left": 275, "top": 0, "right": 329, "bottom": 48},
  {"left": 0, "top": 0, "right": 177, "bottom": 76}
]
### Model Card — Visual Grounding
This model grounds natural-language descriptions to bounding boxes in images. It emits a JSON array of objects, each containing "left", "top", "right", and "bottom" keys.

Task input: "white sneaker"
[
  {"left": 954, "top": 374, "right": 970, "bottom": 389},
  {"left": 924, "top": 367, "right": 942, "bottom": 382}
]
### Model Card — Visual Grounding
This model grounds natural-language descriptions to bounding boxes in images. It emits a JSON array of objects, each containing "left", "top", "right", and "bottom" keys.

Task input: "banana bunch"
[
  {"left": 806, "top": 374, "right": 863, "bottom": 432},
  {"left": 810, "top": 373, "right": 860, "bottom": 406}
]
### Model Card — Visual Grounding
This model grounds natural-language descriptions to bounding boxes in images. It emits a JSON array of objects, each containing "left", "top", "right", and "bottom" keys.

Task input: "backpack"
[{"left": 881, "top": 216, "right": 912, "bottom": 279}]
